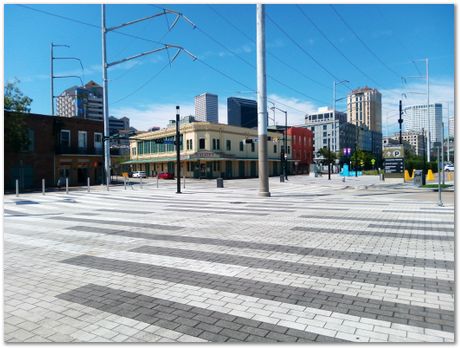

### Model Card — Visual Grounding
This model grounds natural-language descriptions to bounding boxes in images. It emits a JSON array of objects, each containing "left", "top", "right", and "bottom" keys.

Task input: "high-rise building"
[
  {"left": 227, "top": 97, "right": 258, "bottom": 128},
  {"left": 194, "top": 93, "right": 218, "bottom": 123},
  {"left": 347, "top": 86, "right": 382, "bottom": 133},
  {"left": 383, "top": 131, "right": 426, "bottom": 157},
  {"left": 109, "top": 116, "right": 130, "bottom": 135},
  {"left": 449, "top": 116, "right": 454, "bottom": 138},
  {"left": 304, "top": 107, "right": 347, "bottom": 153},
  {"left": 56, "top": 81, "right": 103, "bottom": 121},
  {"left": 403, "top": 103, "right": 442, "bottom": 147}
]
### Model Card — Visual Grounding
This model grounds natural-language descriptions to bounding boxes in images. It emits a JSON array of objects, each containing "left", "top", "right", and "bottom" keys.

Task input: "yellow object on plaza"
[{"left": 426, "top": 169, "right": 435, "bottom": 181}]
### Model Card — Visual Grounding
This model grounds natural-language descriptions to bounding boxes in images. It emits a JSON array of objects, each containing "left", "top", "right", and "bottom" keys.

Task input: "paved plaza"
[{"left": 3, "top": 175, "right": 455, "bottom": 343}]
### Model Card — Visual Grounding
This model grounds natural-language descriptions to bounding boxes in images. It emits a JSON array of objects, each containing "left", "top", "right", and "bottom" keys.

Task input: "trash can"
[
  {"left": 217, "top": 178, "right": 224, "bottom": 188},
  {"left": 414, "top": 170, "right": 423, "bottom": 187}
]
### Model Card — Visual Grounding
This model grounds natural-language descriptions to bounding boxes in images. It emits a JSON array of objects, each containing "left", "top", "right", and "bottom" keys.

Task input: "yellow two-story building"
[{"left": 125, "top": 121, "right": 292, "bottom": 179}]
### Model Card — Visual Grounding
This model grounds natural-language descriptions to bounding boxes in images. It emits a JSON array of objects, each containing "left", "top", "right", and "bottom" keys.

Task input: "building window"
[
  {"left": 226, "top": 140, "right": 231, "bottom": 151},
  {"left": 132, "top": 147, "right": 137, "bottom": 156},
  {"left": 287, "top": 146, "right": 291, "bottom": 154},
  {"left": 239, "top": 141, "right": 244, "bottom": 151},
  {"left": 94, "top": 132, "right": 102, "bottom": 151},
  {"left": 78, "top": 131, "right": 87, "bottom": 149},
  {"left": 212, "top": 138, "right": 220, "bottom": 150},
  {"left": 60, "top": 130, "right": 71, "bottom": 147},
  {"left": 273, "top": 144, "right": 277, "bottom": 153},
  {"left": 251, "top": 143, "right": 255, "bottom": 152},
  {"left": 199, "top": 138, "right": 205, "bottom": 150},
  {"left": 23, "top": 128, "right": 34, "bottom": 152}
]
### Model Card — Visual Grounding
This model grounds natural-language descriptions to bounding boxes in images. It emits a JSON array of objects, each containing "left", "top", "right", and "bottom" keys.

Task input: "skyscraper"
[
  {"left": 56, "top": 81, "right": 103, "bottom": 121},
  {"left": 347, "top": 87, "right": 382, "bottom": 133},
  {"left": 194, "top": 93, "right": 218, "bottom": 123},
  {"left": 404, "top": 103, "right": 442, "bottom": 147},
  {"left": 227, "top": 97, "right": 258, "bottom": 128}
]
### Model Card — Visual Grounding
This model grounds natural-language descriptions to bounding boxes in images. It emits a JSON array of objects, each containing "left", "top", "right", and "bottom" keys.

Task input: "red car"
[{"left": 158, "top": 172, "right": 174, "bottom": 179}]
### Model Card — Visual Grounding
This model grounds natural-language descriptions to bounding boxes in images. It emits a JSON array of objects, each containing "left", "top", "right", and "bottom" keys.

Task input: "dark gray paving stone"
[
  {"left": 56, "top": 284, "right": 343, "bottom": 342},
  {"left": 66, "top": 225, "right": 454, "bottom": 269},
  {"left": 59, "top": 256, "right": 454, "bottom": 333},
  {"left": 50, "top": 216, "right": 183, "bottom": 230},
  {"left": 367, "top": 223, "right": 454, "bottom": 233},
  {"left": 292, "top": 226, "right": 454, "bottom": 241},
  {"left": 298, "top": 214, "right": 454, "bottom": 226},
  {"left": 130, "top": 245, "right": 454, "bottom": 294}
]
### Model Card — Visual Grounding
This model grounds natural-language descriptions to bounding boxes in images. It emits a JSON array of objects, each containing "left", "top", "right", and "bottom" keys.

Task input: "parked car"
[
  {"left": 444, "top": 163, "right": 454, "bottom": 172},
  {"left": 158, "top": 172, "right": 174, "bottom": 179},
  {"left": 132, "top": 171, "right": 147, "bottom": 178}
]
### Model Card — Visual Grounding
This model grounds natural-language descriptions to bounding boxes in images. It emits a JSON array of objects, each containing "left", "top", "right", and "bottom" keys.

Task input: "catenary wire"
[
  {"left": 207, "top": 4, "right": 332, "bottom": 91},
  {"left": 330, "top": 5, "right": 402, "bottom": 82}
]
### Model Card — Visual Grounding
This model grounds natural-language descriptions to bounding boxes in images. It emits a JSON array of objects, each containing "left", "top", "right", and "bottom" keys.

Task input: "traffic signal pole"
[{"left": 176, "top": 106, "right": 181, "bottom": 194}]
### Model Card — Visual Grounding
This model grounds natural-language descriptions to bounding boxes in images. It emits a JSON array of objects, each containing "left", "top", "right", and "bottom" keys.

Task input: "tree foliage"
[
  {"left": 4, "top": 80, "right": 32, "bottom": 152},
  {"left": 4, "top": 80, "right": 32, "bottom": 113}
]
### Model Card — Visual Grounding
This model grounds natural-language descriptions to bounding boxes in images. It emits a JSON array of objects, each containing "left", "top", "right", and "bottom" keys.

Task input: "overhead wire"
[
  {"left": 266, "top": 12, "right": 343, "bottom": 82},
  {"left": 330, "top": 5, "right": 402, "bottom": 82},
  {"left": 17, "top": 3, "right": 318, "bottom": 117},
  {"left": 207, "top": 4, "right": 331, "bottom": 91}
]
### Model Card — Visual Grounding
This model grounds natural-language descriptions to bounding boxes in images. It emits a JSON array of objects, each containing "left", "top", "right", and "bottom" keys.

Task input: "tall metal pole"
[
  {"left": 176, "top": 106, "right": 181, "bottom": 194},
  {"left": 447, "top": 102, "right": 450, "bottom": 163},
  {"left": 102, "top": 5, "right": 111, "bottom": 186},
  {"left": 437, "top": 145, "right": 443, "bottom": 206},
  {"left": 328, "top": 136, "right": 331, "bottom": 180},
  {"left": 441, "top": 121, "right": 445, "bottom": 185},
  {"left": 426, "top": 58, "right": 431, "bottom": 162},
  {"left": 422, "top": 127, "right": 426, "bottom": 185},
  {"left": 51, "top": 43, "right": 54, "bottom": 116},
  {"left": 398, "top": 100, "right": 403, "bottom": 144},
  {"left": 284, "top": 111, "right": 288, "bottom": 181},
  {"left": 256, "top": 4, "right": 270, "bottom": 197}
]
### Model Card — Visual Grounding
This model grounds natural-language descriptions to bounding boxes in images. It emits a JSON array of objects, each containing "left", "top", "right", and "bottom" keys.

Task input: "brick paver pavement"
[{"left": 3, "top": 175, "right": 455, "bottom": 342}]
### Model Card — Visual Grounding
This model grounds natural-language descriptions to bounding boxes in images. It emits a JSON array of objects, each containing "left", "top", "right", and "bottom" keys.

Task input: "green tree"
[
  {"left": 4, "top": 80, "right": 33, "bottom": 152},
  {"left": 4, "top": 80, "right": 32, "bottom": 113},
  {"left": 318, "top": 147, "right": 337, "bottom": 165}
]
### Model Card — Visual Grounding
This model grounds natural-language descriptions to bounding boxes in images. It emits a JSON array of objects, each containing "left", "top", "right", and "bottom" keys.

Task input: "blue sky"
[{"left": 4, "top": 3, "right": 454, "bottom": 134}]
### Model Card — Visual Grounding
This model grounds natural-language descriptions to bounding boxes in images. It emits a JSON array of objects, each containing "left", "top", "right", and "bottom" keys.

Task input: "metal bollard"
[
  {"left": 65, "top": 177, "right": 69, "bottom": 194},
  {"left": 140, "top": 177, "right": 143, "bottom": 189},
  {"left": 42, "top": 179, "right": 45, "bottom": 195},
  {"left": 124, "top": 177, "right": 127, "bottom": 190},
  {"left": 156, "top": 175, "right": 159, "bottom": 188},
  {"left": 183, "top": 172, "right": 185, "bottom": 189},
  {"left": 87, "top": 177, "right": 90, "bottom": 192},
  {"left": 16, "top": 179, "right": 19, "bottom": 197}
]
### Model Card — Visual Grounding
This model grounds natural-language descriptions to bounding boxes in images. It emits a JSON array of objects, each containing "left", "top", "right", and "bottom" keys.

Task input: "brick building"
[
  {"left": 287, "top": 127, "right": 313, "bottom": 174},
  {"left": 4, "top": 112, "right": 116, "bottom": 191}
]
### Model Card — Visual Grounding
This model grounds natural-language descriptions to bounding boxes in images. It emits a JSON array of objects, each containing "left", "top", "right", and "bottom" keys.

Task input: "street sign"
[
  {"left": 384, "top": 158, "right": 404, "bottom": 173},
  {"left": 163, "top": 140, "right": 175, "bottom": 145}
]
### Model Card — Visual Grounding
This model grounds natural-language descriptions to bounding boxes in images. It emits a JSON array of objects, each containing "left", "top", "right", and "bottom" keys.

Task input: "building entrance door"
[
  {"left": 238, "top": 161, "right": 245, "bottom": 178},
  {"left": 225, "top": 161, "right": 232, "bottom": 179},
  {"left": 250, "top": 161, "right": 257, "bottom": 177}
]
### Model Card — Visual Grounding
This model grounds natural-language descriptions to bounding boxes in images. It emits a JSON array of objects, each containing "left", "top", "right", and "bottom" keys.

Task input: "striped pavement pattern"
[{"left": 3, "top": 178, "right": 454, "bottom": 342}]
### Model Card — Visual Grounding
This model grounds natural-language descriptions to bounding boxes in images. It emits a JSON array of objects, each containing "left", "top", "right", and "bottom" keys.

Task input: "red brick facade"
[
  {"left": 4, "top": 112, "right": 107, "bottom": 191},
  {"left": 287, "top": 127, "right": 313, "bottom": 174}
]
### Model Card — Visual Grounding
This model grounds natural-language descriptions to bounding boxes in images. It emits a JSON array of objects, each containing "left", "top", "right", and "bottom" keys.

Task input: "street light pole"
[
  {"left": 327, "top": 136, "right": 331, "bottom": 180},
  {"left": 422, "top": 127, "right": 427, "bottom": 186},
  {"left": 256, "top": 4, "right": 270, "bottom": 197},
  {"left": 176, "top": 106, "right": 181, "bottom": 194},
  {"left": 426, "top": 58, "right": 431, "bottom": 162},
  {"left": 101, "top": 5, "right": 111, "bottom": 187}
]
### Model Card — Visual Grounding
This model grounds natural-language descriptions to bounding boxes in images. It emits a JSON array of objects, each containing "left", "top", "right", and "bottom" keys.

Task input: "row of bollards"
[{"left": 13, "top": 175, "right": 182, "bottom": 196}]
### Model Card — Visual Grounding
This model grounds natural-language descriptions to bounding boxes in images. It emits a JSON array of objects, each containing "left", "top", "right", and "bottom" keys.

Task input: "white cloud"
[
  {"left": 267, "top": 94, "right": 319, "bottom": 126},
  {"left": 111, "top": 102, "right": 195, "bottom": 131},
  {"left": 380, "top": 77, "right": 454, "bottom": 135}
]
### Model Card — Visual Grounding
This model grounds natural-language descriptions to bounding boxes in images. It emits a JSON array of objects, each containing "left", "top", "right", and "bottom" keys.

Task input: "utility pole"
[
  {"left": 446, "top": 102, "right": 450, "bottom": 163},
  {"left": 327, "top": 136, "right": 331, "bottom": 180},
  {"left": 100, "top": 4, "right": 196, "bottom": 186},
  {"left": 398, "top": 100, "right": 403, "bottom": 144},
  {"left": 441, "top": 121, "right": 445, "bottom": 185},
  {"left": 422, "top": 127, "right": 426, "bottom": 186},
  {"left": 176, "top": 106, "right": 181, "bottom": 194},
  {"left": 426, "top": 58, "right": 431, "bottom": 162},
  {"left": 101, "top": 5, "right": 111, "bottom": 187},
  {"left": 50, "top": 43, "right": 83, "bottom": 116},
  {"left": 256, "top": 4, "right": 270, "bottom": 197}
]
